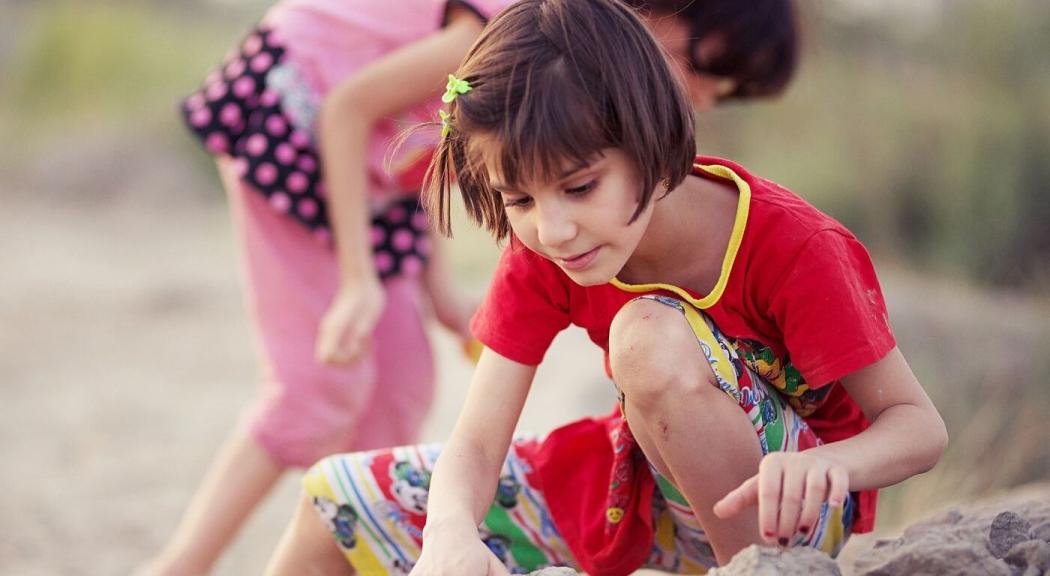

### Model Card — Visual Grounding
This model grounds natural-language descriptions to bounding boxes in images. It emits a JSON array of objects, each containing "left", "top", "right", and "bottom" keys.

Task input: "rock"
[
  {"left": 707, "top": 545, "right": 840, "bottom": 575},
  {"left": 988, "top": 511, "right": 1032, "bottom": 558},
  {"left": 1004, "top": 539, "right": 1050, "bottom": 575},
  {"left": 534, "top": 485, "right": 1050, "bottom": 576},
  {"left": 526, "top": 568, "right": 578, "bottom": 576},
  {"left": 853, "top": 484, "right": 1050, "bottom": 576},
  {"left": 1031, "top": 520, "right": 1050, "bottom": 543}
]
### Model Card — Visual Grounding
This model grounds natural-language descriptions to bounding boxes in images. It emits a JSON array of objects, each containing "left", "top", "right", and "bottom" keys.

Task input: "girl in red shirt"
[{"left": 267, "top": 0, "right": 946, "bottom": 574}]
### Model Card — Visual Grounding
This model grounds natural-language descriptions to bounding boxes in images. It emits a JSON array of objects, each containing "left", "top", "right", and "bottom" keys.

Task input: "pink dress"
[{"left": 182, "top": 0, "right": 513, "bottom": 467}]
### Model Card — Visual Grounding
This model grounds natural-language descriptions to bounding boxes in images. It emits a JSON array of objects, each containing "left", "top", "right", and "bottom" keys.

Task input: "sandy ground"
[
  {"left": 0, "top": 139, "right": 618, "bottom": 575},
  {"left": 2, "top": 135, "right": 1048, "bottom": 575}
]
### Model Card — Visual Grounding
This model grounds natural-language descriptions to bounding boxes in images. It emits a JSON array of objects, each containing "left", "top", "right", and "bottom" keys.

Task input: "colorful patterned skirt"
[{"left": 303, "top": 296, "right": 855, "bottom": 575}]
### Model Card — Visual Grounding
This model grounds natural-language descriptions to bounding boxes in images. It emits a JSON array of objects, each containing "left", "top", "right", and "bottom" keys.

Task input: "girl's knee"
[
  {"left": 302, "top": 455, "right": 366, "bottom": 550},
  {"left": 609, "top": 298, "right": 716, "bottom": 408},
  {"left": 249, "top": 387, "right": 368, "bottom": 467},
  {"left": 252, "top": 422, "right": 351, "bottom": 469},
  {"left": 310, "top": 493, "right": 360, "bottom": 546}
]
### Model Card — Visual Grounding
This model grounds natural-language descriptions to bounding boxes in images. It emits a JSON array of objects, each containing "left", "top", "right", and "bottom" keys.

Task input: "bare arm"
[
  {"left": 314, "top": 7, "right": 485, "bottom": 363},
  {"left": 806, "top": 346, "right": 948, "bottom": 489},
  {"left": 715, "top": 346, "right": 948, "bottom": 542},
  {"left": 412, "top": 348, "right": 536, "bottom": 575},
  {"left": 423, "top": 233, "right": 475, "bottom": 342}
]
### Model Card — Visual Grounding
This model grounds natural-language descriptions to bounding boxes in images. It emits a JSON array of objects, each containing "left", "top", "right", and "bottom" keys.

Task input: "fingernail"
[
  {"left": 764, "top": 531, "right": 775, "bottom": 539},
  {"left": 799, "top": 525, "right": 809, "bottom": 534},
  {"left": 778, "top": 537, "right": 788, "bottom": 546}
]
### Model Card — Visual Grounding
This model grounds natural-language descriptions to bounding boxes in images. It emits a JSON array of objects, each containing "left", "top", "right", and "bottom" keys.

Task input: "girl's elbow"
[
  {"left": 319, "top": 82, "right": 372, "bottom": 134},
  {"left": 917, "top": 412, "right": 949, "bottom": 473},
  {"left": 319, "top": 84, "right": 348, "bottom": 123}
]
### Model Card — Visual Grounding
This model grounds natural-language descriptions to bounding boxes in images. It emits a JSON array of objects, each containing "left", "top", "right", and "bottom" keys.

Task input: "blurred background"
[{"left": 1, "top": 0, "right": 1047, "bottom": 574}]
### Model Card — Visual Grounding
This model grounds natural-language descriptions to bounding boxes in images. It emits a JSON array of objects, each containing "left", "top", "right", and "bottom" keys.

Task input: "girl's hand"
[
  {"left": 315, "top": 276, "right": 385, "bottom": 364},
  {"left": 712, "top": 451, "right": 849, "bottom": 546},
  {"left": 410, "top": 532, "right": 510, "bottom": 576}
]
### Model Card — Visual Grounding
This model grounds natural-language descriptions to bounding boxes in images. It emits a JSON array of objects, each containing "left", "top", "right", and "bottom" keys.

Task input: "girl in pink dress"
[{"left": 140, "top": 2, "right": 515, "bottom": 574}]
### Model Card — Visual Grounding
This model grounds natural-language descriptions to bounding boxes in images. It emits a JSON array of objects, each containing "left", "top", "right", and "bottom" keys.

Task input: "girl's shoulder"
[
  {"left": 268, "top": 0, "right": 514, "bottom": 34},
  {"left": 267, "top": 0, "right": 446, "bottom": 35},
  {"left": 448, "top": 0, "right": 520, "bottom": 21},
  {"left": 694, "top": 156, "right": 853, "bottom": 246},
  {"left": 741, "top": 173, "right": 858, "bottom": 248}
]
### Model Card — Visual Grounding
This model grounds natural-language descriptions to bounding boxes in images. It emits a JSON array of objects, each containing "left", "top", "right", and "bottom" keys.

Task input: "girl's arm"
[
  {"left": 714, "top": 346, "right": 948, "bottom": 543},
  {"left": 423, "top": 233, "right": 476, "bottom": 344},
  {"left": 412, "top": 348, "right": 536, "bottom": 576},
  {"left": 806, "top": 346, "right": 947, "bottom": 489},
  {"left": 314, "top": 6, "right": 485, "bottom": 364}
]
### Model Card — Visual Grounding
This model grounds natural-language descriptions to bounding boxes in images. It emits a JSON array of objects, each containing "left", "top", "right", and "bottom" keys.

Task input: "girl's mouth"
[{"left": 559, "top": 246, "right": 601, "bottom": 271}]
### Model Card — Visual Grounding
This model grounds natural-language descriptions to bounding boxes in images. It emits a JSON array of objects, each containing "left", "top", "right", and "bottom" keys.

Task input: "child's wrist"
[
  {"left": 338, "top": 267, "right": 379, "bottom": 287},
  {"left": 422, "top": 515, "right": 479, "bottom": 540},
  {"left": 335, "top": 243, "right": 378, "bottom": 283}
]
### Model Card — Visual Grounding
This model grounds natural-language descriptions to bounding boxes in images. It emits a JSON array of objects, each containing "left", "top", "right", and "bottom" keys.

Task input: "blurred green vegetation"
[
  {"left": 703, "top": 0, "right": 1050, "bottom": 292},
  {"left": 0, "top": 0, "right": 266, "bottom": 140},
  {"left": 2, "top": 0, "right": 1047, "bottom": 292}
]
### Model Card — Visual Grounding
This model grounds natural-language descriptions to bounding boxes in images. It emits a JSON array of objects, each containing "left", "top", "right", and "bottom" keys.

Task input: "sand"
[{"left": 0, "top": 135, "right": 616, "bottom": 575}]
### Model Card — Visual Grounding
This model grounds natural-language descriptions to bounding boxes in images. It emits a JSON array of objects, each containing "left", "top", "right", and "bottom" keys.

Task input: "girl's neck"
[{"left": 618, "top": 172, "right": 739, "bottom": 296}]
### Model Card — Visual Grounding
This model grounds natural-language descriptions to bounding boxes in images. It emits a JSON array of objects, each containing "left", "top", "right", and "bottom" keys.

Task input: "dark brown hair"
[
  {"left": 425, "top": 0, "right": 696, "bottom": 240},
  {"left": 627, "top": 0, "right": 799, "bottom": 100}
]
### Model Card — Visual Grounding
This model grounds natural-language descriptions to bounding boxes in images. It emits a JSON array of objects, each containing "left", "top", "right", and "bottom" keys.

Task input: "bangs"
[{"left": 464, "top": 56, "right": 615, "bottom": 192}]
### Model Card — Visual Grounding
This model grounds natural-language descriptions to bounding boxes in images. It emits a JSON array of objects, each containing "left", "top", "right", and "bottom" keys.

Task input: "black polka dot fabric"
[
  {"left": 369, "top": 197, "right": 432, "bottom": 278},
  {"left": 181, "top": 25, "right": 430, "bottom": 280}
]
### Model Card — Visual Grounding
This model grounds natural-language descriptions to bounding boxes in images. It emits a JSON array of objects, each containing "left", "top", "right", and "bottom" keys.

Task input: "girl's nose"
[{"left": 535, "top": 203, "right": 578, "bottom": 249}]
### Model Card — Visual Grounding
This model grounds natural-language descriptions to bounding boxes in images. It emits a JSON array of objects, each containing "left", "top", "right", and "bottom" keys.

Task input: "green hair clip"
[
  {"left": 442, "top": 74, "right": 472, "bottom": 103},
  {"left": 440, "top": 74, "right": 471, "bottom": 138},
  {"left": 439, "top": 109, "right": 452, "bottom": 138}
]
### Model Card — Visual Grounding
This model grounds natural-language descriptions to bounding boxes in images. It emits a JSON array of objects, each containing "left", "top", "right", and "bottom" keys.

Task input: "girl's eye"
[
  {"left": 566, "top": 180, "right": 597, "bottom": 195},
  {"left": 503, "top": 196, "right": 532, "bottom": 208}
]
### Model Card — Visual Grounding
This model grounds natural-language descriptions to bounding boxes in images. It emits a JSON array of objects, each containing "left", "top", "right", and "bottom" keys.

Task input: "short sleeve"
[
  {"left": 768, "top": 230, "right": 896, "bottom": 387},
  {"left": 471, "top": 243, "right": 572, "bottom": 365}
]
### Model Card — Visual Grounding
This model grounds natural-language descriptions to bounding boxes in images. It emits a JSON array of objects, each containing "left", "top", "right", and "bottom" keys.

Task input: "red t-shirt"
[{"left": 472, "top": 156, "right": 894, "bottom": 534}]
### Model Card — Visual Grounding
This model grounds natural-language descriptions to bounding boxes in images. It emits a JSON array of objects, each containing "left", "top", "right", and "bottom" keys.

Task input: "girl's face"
[
  {"left": 642, "top": 13, "right": 736, "bottom": 110},
  {"left": 485, "top": 148, "right": 656, "bottom": 286}
]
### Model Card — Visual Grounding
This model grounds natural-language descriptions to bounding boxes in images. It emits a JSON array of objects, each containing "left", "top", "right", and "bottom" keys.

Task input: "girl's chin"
[{"left": 561, "top": 267, "right": 615, "bottom": 287}]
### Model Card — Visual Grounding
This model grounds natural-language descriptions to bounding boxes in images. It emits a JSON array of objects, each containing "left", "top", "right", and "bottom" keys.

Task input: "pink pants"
[{"left": 219, "top": 160, "right": 435, "bottom": 468}]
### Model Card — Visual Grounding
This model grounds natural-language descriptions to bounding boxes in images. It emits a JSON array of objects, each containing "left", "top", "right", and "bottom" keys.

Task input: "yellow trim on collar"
[{"left": 610, "top": 162, "right": 750, "bottom": 309}]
